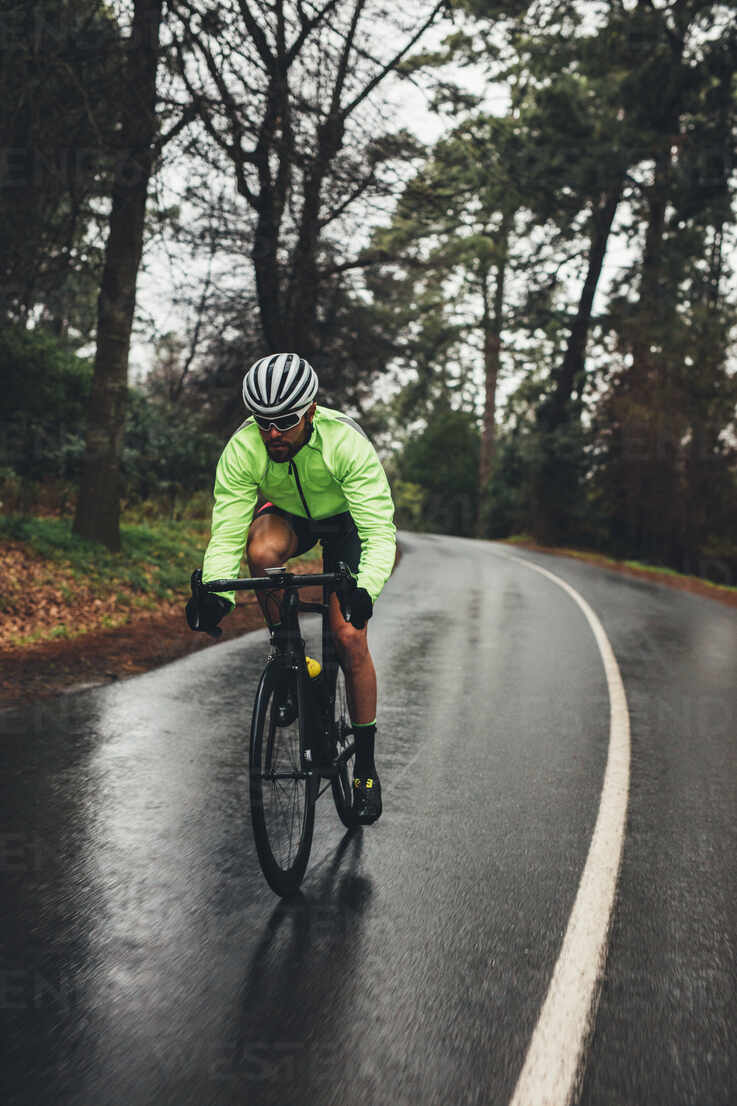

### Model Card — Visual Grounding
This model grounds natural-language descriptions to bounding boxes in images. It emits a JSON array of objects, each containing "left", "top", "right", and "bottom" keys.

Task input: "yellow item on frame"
[{"left": 306, "top": 656, "right": 322, "bottom": 679}]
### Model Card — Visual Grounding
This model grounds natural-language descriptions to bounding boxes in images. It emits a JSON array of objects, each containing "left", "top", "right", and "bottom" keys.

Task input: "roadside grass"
[
  {"left": 0, "top": 514, "right": 322, "bottom": 648},
  {"left": 0, "top": 514, "right": 213, "bottom": 600},
  {"left": 503, "top": 534, "right": 737, "bottom": 597}
]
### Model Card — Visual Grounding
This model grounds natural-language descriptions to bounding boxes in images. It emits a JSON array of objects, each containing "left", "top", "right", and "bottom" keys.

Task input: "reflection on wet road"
[{"left": 2, "top": 534, "right": 736, "bottom": 1105}]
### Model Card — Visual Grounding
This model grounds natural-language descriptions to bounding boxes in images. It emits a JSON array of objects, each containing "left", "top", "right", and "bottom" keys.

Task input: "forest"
[{"left": 2, "top": 0, "right": 736, "bottom": 585}]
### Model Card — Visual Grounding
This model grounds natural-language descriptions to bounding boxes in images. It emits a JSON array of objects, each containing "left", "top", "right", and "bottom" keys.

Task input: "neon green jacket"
[{"left": 202, "top": 405, "right": 396, "bottom": 606}]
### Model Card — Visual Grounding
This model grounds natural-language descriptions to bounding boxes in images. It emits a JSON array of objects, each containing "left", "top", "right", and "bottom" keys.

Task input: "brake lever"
[
  {"left": 190, "top": 568, "right": 204, "bottom": 600},
  {"left": 334, "top": 561, "right": 357, "bottom": 621},
  {"left": 190, "top": 568, "right": 223, "bottom": 639}
]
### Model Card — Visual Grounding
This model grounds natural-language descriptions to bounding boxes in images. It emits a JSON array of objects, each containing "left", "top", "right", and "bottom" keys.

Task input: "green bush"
[
  {"left": 0, "top": 326, "right": 92, "bottom": 487},
  {"left": 390, "top": 479, "right": 426, "bottom": 531},
  {"left": 397, "top": 409, "right": 480, "bottom": 536},
  {"left": 0, "top": 467, "right": 21, "bottom": 512},
  {"left": 121, "top": 391, "right": 223, "bottom": 512},
  {"left": 0, "top": 325, "right": 224, "bottom": 518}
]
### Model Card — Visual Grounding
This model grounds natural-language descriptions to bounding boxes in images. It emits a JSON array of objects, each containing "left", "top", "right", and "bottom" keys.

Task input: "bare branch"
[
  {"left": 320, "top": 250, "right": 390, "bottom": 276},
  {"left": 319, "top": 166, "right": 378, "bottom": 227},
  {"left": 173, "top": 254, "right": 214, "bottom": 401},
  {"left": 173, "top": 34, "right": 259, "bottom": 205},
  {"left": 340, "top": 0, "right": 447, "bottom": 120},
  {"left": 326, "top": 0, "right": 367, "bottom": 120},
  {"left": 154, "top": 100, "right": 200, "bottom": 156},
  {"left": 287, "top": 0, "right": 343, "bottom": 66},
  {"left": 236, "top": 0, "right": 276, "bottom": 72}
]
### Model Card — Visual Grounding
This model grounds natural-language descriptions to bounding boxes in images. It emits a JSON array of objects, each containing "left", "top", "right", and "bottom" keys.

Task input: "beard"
[
  {"left": 265, "top": 440, "right": 294, "bottom": 462},
  {"left": 264, "top": 421, "right": 312, "bottom": 462}
]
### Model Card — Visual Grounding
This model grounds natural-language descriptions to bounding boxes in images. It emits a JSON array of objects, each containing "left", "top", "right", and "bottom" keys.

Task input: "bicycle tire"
[
  {"left": 330, "top": 664, "right": 358, "bottom": 829},
  {"left": 249, "top": 659, "right": 316, "bottom": 896}
]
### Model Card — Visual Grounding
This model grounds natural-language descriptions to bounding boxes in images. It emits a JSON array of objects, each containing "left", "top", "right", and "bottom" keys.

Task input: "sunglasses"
[{"left": 253, "top": 408, "right": 307, "bottom": 432}]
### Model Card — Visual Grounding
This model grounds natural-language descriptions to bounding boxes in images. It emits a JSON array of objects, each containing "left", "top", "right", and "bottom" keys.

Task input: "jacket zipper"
[{"left": 288, "top": 458, "right": 312, "bottom": 519}]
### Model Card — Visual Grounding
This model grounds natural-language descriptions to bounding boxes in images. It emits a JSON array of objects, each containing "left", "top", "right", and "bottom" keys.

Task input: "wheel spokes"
[{"left": 259, "top": 688, "right": 308, "bottom": 869}]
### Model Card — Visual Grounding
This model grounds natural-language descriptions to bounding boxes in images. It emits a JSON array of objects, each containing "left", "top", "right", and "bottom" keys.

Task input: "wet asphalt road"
[{"left": 1, "top": 533, "right": 736, "bottom": 1105}]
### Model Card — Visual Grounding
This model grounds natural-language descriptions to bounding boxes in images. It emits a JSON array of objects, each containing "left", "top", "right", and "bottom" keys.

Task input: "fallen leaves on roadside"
[
  {"left": 0, "top": 540, "right": 164, "bottom": 648},
  {"left": 0, "top": 540, "right": 323, "bottom": 705}
]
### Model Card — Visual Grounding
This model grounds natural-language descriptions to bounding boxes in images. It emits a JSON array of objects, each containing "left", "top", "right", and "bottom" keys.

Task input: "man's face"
[{"left": 258, "top": 403, "right": 316, "bottom": 463}]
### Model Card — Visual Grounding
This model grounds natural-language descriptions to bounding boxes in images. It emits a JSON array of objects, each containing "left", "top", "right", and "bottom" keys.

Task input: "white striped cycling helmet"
[{"left": 242, "top": 353, "right": 318, "bottom": 417}]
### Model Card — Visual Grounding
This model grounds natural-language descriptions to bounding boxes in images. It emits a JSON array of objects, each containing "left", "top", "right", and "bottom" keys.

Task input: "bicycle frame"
[
  {"left": 202, "top": 563, "right": 354, "bottom": 773},
  {"left": 267, "top": 585, "right": 337, "bottom": 772},
  {"left": 198, "top": 563, "right": 358, "bottom": 894}
]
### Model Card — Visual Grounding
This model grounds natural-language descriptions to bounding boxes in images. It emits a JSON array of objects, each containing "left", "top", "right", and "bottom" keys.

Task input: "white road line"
[{"left": 496, "top": 549, "right": 631, "bottom": 1106}]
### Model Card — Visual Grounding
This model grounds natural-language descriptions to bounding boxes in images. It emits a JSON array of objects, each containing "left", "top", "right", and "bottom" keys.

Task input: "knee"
[
  {"left": 332, "top": 620, "right": 368, "bottom": 664},
  {"left": 246, "top": 518, "right": 293, "bottom": 567},
  {"left": 247, "top": 534, "right": 286, "bottom": 568}
]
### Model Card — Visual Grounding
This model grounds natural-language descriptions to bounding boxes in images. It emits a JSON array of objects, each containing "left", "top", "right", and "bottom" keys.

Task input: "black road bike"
[{"left": 195, "top": 563, "right": 358, "bottom": 896}]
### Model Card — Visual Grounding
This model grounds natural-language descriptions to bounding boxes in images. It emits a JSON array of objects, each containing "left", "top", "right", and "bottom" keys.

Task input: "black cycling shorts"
[{"left": 255, "top": 503, "right": 362, "bottom": 575}]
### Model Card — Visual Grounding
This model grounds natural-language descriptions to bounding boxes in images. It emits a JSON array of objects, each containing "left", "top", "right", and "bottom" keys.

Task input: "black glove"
[
  {"left": 345, "top": 587, "right": 373, "bottom": 630},
  {"left": 186, "top": 569, "right": 232, "bottom": 636}
]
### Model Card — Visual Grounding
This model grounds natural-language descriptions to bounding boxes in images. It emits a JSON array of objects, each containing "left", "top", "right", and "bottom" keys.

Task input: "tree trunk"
[
  {"left": 250, "top": 70, "right": 293, "bottom": 350},
  {"left": 623, "top": 144, "right": 673, "bottom": 561},
  {"left": 251, "top": 206, "right": 285, "bottom": 350},
  {"left": 548, "top": 179, "right": 623, "bottom": 425},
  {"left": 618, "top": 11, "right": 687, "bottom": 565},
  {"left": 73, "top": 0, "right": 163, "bottom": 550},
  {"left": 532, "top": 181, "right": 622, "bottom": 545},
  {"left": 286, "top": 114, "right": 345, "bottom": 354},
  {"left": 476, "top": 217, "right": 510, "bottom": 538}
]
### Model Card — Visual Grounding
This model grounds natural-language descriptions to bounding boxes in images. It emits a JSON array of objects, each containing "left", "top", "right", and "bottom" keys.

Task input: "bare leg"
[
  {"left": 246, "top": 513, "right": 298, "bottom": 626},
  {"left": 249, "top": 516, "right": 377, "bottom": 724},
  {"left": 329, "top": 584, "right": 381, "bottom": 822},
  {"left": 328, "top": 591, "right": 376, "bottom": 724}
]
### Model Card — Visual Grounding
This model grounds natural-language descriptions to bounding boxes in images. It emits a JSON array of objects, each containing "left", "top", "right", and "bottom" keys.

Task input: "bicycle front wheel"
[
  {"left": 331, "top": 664, "right": 358, "bottom": 829},
  {"left": 249, "top": 661, "right": 316, "bottom": 896}
]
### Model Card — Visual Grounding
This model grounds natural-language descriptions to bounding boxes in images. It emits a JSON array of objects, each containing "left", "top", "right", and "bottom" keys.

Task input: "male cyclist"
[{"left": 186, "top": 353, "right": 396, "bottom": 824}]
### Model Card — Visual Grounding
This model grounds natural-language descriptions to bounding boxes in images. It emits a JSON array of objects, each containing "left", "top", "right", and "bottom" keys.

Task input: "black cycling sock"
[{"left": 353, "top": 720, "right": 376, "bottom": 778}]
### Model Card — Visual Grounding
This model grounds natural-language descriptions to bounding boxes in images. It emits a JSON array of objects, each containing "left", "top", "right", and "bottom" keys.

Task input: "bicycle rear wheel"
[
  {"left": 330, "top": 665, "right": 358, "bottom": 829},
  {"left": 249, "top": 661, "right": 316, "bottom": 896}
]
